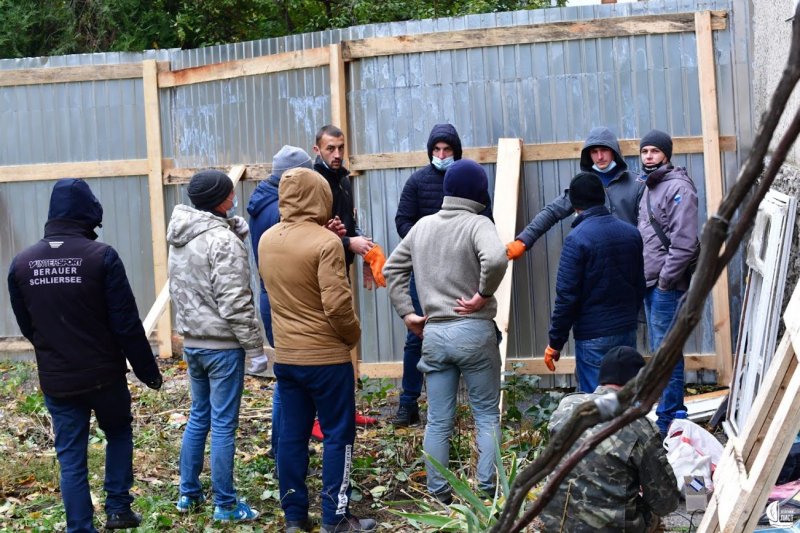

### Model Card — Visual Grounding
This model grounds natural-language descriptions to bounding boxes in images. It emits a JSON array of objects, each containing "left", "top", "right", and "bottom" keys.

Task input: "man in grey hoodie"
[
  {"left": 637, "top": 129, "right": 699, "bottom": 435},
  {"left": 506, "top": 127, "right": 644, "bottom": 259},
  {"left": 384, "top": 159, "right": 508, "bottom": 503}
]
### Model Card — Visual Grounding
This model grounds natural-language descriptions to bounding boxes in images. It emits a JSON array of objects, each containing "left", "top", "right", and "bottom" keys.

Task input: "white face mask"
[
  {"left": 592, "top": 160, "right": 617, "bottom": 173},
  {"left": 226, "top": 195, "right": 238, "bottom": 218},
  {"left": 432, "top": 156, "right": 455, "bottom": 171}
]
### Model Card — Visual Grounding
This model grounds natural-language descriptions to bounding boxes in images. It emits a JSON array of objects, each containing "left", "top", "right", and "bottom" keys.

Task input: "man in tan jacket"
[{"left": 258, "top": 168, "right": 376, "bottom": 533}]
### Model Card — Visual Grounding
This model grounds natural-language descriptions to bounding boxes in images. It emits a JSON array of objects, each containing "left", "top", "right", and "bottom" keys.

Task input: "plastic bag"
[{"left": 663, "top": 418, "right": 724, "bottom": 490}]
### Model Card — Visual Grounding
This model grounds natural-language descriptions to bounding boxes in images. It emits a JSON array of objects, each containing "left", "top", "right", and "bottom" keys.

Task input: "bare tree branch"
[{"left": 492, "top": 5, "right": 800, "bottom": 532}]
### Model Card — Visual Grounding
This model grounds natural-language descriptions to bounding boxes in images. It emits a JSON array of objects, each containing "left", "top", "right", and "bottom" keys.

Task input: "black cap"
[
  {"left": 598, "top": 346, "right": 646, "bottom": 386},
  {"left": 640, "top": 129, "right": 673, "bottom": 161},
  {"left": 187, "top": 170, "right": 233, "bottom": 210},
  {"left": 443, "top": 159, "right": 490, "bottom": 205},
  {"left": 568, "top": 172, "right": 605, "bottom": 210}
]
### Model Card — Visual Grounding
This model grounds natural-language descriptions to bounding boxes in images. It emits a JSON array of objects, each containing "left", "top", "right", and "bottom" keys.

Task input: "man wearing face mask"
[
  {"left": 167, "top": 170, "right": 263, "bottom": 522},
  {"left": 506, "top": 127, "right": 644, "bottom": 260},
  {"left": 391, "top": 123, "right": 494, "bottom": 427},
  {"left": 637, "top": 129, "right": 699, "bottom": 435}
]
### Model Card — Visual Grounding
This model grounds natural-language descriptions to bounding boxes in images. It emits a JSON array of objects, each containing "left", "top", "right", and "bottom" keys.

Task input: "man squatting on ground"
[
  {"left": 540, "top": 346, "right": 680, "bottom": 532},
  {"left": 385, "top": 159, "right": 508, "bottom": 503},
  {"left": 637, "top": 129, "right": 700, "bottom": 435},
  {"left": 8, "top": 178, "right": 163, "bottom": 532},
  {"left": 311, "top": 125, "right": 385, "bottom": 440},
  {"left": 167, "top": 170, "right": 263, "bottom": 521},
  {"left": 391, "top": 123, "right": 493, "bottom": 427},
  {"left": 259, "top": 166, "right": 376, "bottom": 533},
  {"left": 546, "top": 172, "right": 646, "bottom": 393}
]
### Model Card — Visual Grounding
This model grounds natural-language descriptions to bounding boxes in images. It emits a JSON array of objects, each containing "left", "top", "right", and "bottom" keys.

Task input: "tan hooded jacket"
[{"left": 258, "top": 168, "right": 360, "bottom": 365}]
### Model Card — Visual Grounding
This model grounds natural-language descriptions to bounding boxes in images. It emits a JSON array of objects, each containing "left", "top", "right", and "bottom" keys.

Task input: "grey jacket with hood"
[
  {"left": 637, "top": 165, "right": 699, "bottom": 292},
  {"left": 167, "top": 204, "right": 262, "bottom": 355},
  {"left": 515, "top": 127, "right": 645, "bottom": 248}
]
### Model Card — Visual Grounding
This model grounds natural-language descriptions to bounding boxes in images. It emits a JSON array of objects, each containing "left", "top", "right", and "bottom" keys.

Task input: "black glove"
[{"left": 144, "top": 373, "right": 163, "bottom": 391}]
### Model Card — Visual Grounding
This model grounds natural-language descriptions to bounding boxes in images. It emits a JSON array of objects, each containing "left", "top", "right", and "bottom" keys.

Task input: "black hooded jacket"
[
  {"left": 395, "top": 124, "right": 492, "bottom": 238},
  {"left": 7, "top": 179, "right": 161, "bottom": 397},
  {"left": 313, "top": 156, "right": 360, "bottom": 268}
]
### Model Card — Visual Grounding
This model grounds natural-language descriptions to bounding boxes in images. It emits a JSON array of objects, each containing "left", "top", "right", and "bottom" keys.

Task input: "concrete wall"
[{"left": 752, "top": 0, "right": 800, "bottom": 312}]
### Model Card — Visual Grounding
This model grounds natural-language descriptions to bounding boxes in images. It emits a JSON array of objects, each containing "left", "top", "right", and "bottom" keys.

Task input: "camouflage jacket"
[
  {"left": 167, "top": 205, "right": 262, "bottom": 355},
  {"left": 540, "top": 386, "right": 679, "bottom": 532}
]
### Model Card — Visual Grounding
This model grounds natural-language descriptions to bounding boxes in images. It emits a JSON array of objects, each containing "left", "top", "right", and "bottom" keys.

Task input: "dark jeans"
[
  {"left": 644, "top": 286, "right": 687, "bottom": 434},
  {"left": 274, "top": 362, "right": 356, "bottom": 525},
  {"left": 400, "top": 273, "right": 424, "bottom": 406},
  {"left": 574, "top": 329, "right": 638, "bottom": 393},
  {"left": 44, "top": 379, "right": 134, "bottom": 533}
]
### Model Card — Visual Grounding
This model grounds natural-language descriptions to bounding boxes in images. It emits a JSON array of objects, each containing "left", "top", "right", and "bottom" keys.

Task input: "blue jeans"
[
  {"left": 400, "top": 273, "right": 425, "bottom": 406},
  {"left": 644, "top": 286, "right": 687, "bottom": 434},
  {"left": 271, "top": 381, "right": 282, "bottom": 462},
  {"left": 274, "top": 362, "right": 355, "bottom": 525},
  {"left": 44, "top": 379, "right": 134, "bottom": 533},
  {"left": 574, "top": 329, "right": 637, "bottom": 393},
  {"left": 419, "top": 319, "right": 500, "bottom": 494},
  {"left": 179, "top": 348, "right": 245, "bottom": 508}
]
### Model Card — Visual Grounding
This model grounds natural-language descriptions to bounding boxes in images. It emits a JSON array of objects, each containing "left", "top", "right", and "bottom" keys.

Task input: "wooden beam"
[
  {"left": 493, "top": 138, "right": 523, "bottom": 414},
  {"left": 343, "top": 11, "right": 727, "bottom": 60},
  {"left": 696, "top": 11, "right": 733, "bottom": 385},
  {"left": 329, "top": 43, "right": 354, "bottom": 174},
  {"left": 0, "top": 62, "right": 166, "bottom": 88},
  {"left": 0, "top": 338, "right": 33, "bottom": 353},
  {"left": 164, "top": 163, "right": 272, "bottom": 184},
  {"left": 158, "top": 47, "right": 329, "bottom": 88},
  {"left": 358, "top": 353, "right": 721, "bottom": 378},
  {"left": 143, "top": 59, "right": 172, "bottom": 359},
  {"left": 0, "top": 160, "right": 150, "bottom": 183},
  {"left": 348, "top": 136, "right": 737, "bottom": 171}
]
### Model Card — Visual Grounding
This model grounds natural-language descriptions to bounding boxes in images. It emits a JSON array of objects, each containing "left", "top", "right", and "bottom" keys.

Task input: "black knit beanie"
[
  {"left": 568, "top": 172, "right": 606, "bottom": 210},
  {"left": 443, "top": 159, "right": 489, "bottom": 205},
  {"left": 599, "top": 346, "right": 646, "bottom": 386},
  {"left": 640, "top": 129, "right": 673, "bottom": 161},
  {"left": 187, "top": 170, "right": 233, "bottom": 210}
]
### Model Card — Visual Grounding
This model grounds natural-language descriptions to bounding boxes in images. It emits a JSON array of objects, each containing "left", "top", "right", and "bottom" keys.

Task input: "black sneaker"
[
  {"left": 320, "top": 515, "right": 377, "bottom": 532},
  {"left": 106, "top": 510, "right": 142, "bottom": 529},
  {"left": 390, "top": 403, "right": 420, "bottom": 427},
  {"left": 286, "top": 518, "right": 315, "bottom": 532},
  {"left": 432, "top": 487, "right": 453, "bottom": 505}
]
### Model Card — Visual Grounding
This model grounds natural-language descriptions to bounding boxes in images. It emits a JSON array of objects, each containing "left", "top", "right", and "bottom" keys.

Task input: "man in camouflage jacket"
[{"left": 540, "top": 346, "right": 679, "bottom": 532}]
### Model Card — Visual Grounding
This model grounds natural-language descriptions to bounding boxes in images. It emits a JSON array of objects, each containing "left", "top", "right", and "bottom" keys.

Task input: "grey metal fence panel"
[{"left": 1, "top": 0, "right": 752, "bottom": 386}]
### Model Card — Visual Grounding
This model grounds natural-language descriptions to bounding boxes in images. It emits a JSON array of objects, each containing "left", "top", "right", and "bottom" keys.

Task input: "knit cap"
[
  {"left": 443, "top": 159, "right": 489, "bottom": 205},
  {"left": 272, "top": 145, "right": 313, "bottom": 179},
  {"left": 568, "top": 172, "right": 606, "bottom": 210},
  {"left": 640, "top": 129, "right": 673, "bottom": 161},
  {"left": 599, "top": 346, "right": 646, "bottom": 386},
  {"left": 187, "top": 170, "right": 233, "bottom": 210}
]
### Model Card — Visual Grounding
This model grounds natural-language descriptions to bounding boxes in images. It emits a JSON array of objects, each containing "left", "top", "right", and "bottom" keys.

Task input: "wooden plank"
[
  {"left": 358, "top": 353, "right": 720, "bottom": 378},
  {"left": 164, "top": 163, "right": 272, "bottom": 184},
  {"left": 158, "top": 47, "right": 329, "bottom": 88},
  {"left": 493, "top": 139, "right": 523, "bottom": 413},
  {"left": 329, "top": 44, "right": 353, "bottom": 174},
  {"left": 343, "top": 11, "right": 727, "bottom": 60},
  {"left": 696, "top": 11, "right": 733, "bottom": 384},
  {"left": 143, "top": 59, "right": 172, "bottom": 359},
  {"left": 0, "top": 63, "right": 144, "bottom": 88},
  {"left": 142, "top": 282, "right": 171, "bottom": 338},
  {"left": 0, "top": 338, "right": 33, "bottom": 352},
  {"left": 0, "top": 160, "right": 150, "bottom": 183},
  {"left": 348, "top": 136, "right": 737, "bottom": 171}
]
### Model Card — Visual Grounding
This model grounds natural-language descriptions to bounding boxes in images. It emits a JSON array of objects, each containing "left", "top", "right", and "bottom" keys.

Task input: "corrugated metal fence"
[{"left": 0, "top": 0, "right": 753, "bottom": 385}]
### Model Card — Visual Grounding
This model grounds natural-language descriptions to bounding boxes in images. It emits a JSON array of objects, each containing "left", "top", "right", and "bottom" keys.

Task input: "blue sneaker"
[
  {"left": 176, "top": 494, "right": 206, "bottom": 513},
  {"left": 213, "top": 500, "right": 259, "bottom": 522}
]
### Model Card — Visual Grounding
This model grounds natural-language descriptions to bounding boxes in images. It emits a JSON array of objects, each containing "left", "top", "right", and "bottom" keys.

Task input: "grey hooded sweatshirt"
[{"left": 515, "top": 127, "right": 645, "bottom": 248}]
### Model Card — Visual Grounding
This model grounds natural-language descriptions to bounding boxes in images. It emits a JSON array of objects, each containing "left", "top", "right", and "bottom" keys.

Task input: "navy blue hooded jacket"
[
  {"left": 548, "top": 205, "right": 646, "bottom": 351},
  {"left": 515, "top": 127, "right": 645, "bottom": 248},
  {"left": 7, "top": 178, "right": 161, "bottom": 397},
  {"left": 246, "top": 175, "right": 280, "bottom": 346},
  {"left": 395, "top": 124, "right": 492, "bottom": 238}
]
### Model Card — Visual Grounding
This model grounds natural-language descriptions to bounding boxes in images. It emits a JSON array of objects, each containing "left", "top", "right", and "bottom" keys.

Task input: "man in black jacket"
[{"left": 8, "top": 178, "right": 163, "bottom": 532}]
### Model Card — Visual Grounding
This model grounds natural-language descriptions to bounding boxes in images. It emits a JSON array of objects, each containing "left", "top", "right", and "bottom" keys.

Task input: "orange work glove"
[
  {"left": 506, "top": 240, "right": 526, "bottom": 260},
  {"left": 363, "top": 244, "right": 387, "bottom": 288},
  {"left": 544, "top": 345, "right": 560, "bottom": 372}
]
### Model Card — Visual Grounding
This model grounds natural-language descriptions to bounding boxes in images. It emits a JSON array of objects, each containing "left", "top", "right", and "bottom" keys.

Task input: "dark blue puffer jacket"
[
  {"left": 548, "top": 205, "right": 645, "bottom": 350},
  {"left": 247, "top": 176, "right": 280, "bottom": 346},
  {"left": 395, "top": 124, "right": 492, "bottom": 237},
  {"left": 7, "top": 178, "right": 160, "bottom": 396}
]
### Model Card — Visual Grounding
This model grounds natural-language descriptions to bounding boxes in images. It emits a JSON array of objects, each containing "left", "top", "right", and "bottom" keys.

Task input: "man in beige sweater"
[{"left": 259, "top": 167, "right": 375, "bottom": 533}]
